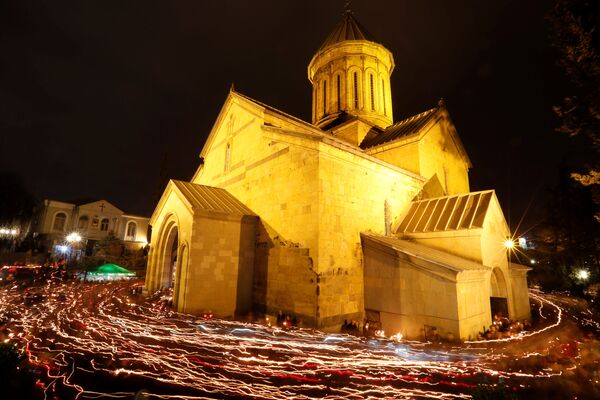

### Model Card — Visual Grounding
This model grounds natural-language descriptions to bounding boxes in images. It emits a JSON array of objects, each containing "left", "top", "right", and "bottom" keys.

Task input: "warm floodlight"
[
  {"left": 504, "top": 239, "right": 515, "bottom": 249},
  {"left": 530, "top": 259, "right": 536, "bottom": 264},
  {"left": 576, "top": 269, "right": 589, "bottom": 281},
  {"left": 66, "top": 232, "right": 82, "bottom": 243}
]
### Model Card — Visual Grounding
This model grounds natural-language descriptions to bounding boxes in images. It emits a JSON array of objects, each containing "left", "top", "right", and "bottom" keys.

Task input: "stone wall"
[
  {"left": 315, "top": 139, "right": 423, "bottom": 328},
  {"left": 182, "top": 214, "right": 257, "bottom": 318}
]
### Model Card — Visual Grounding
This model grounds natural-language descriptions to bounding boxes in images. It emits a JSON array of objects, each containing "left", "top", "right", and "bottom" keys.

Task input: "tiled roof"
[
  {"left": 360, "top": 106, "right": 439, "bottom": 149},
  {"left": 362, "top": 232, "right": 487, "bottom": 272},
  {"left": 398, "top": 190, "right": 495, "bottom": 233},
  {"left": 171, "top": 180, "right": 256, "bottom": 217},
  {"left": 317, "top": 12, "right": 376, "bottom": 53}
]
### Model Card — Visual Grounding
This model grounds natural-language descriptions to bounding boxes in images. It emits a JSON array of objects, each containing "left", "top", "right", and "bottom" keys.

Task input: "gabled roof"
[
  {"left": 171, "top": 180, "right": 256, "bottom": 217},
  {"left": 360, "top": 106, "right": 439, "bottom": 149},
  {"left": 151, "top": 180, "right": 256, "bottom": 225},
  {"left": 362, "top": 232, "right": 488, "bottom": 273},
  {"left": 316, "top": 11, "right": 376, "bottom": 54},
  {"left": 397, "top": 190, "right": 498, "bottom": 234}
]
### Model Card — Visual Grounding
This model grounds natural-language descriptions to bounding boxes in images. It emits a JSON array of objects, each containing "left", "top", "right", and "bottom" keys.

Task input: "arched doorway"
[
  {"left": 160, "top": 226, "right": 179, "bottom": 289},
  {"left": 490, "top": 267, "right": 509, "bottom": 318}
]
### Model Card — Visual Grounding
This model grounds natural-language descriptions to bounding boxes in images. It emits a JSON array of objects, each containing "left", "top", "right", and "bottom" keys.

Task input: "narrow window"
[
  {"left": 323, "top": 79, "right": 327, "bottom": 115},
  {"left": 382, "top": 79, "right": 387, "bottom": 115},
  {"left": 100, "top": 218, "right": 109, "bottom": 232},
  {"left": 224, "top": 142, "right": 231, "bottom": 172},
  {"left": 353, "top": 72, "right": 358, "bottom": 109},
  {"left": 370, "top": 74, "right": 375, "bottom": 111},
  {"left": 336, "top": 75, "right": 341, "bottom": 111}
]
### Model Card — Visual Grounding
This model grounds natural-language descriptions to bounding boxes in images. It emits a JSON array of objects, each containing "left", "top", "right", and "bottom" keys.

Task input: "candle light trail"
[{"left": 0, "top": 279, "right": 598, "bottom": 399}]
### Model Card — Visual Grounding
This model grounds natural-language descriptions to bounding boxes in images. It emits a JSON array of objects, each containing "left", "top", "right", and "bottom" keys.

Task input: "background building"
[{"left": 31, "top": 199, "right": 149, "bottom": 257}]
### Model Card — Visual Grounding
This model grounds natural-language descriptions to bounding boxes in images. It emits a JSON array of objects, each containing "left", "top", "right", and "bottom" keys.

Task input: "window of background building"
[
  {"left": 78, "top": 215, "right": 89, "bottom": 230},
  {"left": 100, "top": 218, "right": 109, "bottom": 231},
  {"left": 126, "top": 221, "right": 137, "bottom": 239},
  {"left": 53, "top": 213, "right": 67, "bottom": 231}
]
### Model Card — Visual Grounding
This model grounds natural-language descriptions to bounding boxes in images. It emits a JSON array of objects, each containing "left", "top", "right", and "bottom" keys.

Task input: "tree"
[
  {"left": 527, "top": 162, "right": 600, "bottom": 292},
  {"left": 0, "top": 170, "right": 36, "bottom": 226},
  {"left": 549, "top": 0, "right": 600, "bottom": 220}
]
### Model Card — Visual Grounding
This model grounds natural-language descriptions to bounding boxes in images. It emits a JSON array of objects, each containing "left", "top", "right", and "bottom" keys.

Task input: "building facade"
[
  {"left": 31, "top": 199, "right": 149, "bottom": 256},
  {"left": 144, "top": 10, "right": 530, "bottom": 340}
]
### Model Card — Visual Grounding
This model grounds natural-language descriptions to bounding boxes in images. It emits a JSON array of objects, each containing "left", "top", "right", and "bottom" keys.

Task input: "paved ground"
[{"left": 1, "top": 279, "right": 599, "bottom": 399}]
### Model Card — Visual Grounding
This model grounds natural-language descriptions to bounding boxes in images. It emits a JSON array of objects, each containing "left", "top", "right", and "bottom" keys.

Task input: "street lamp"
[
  {"left": 504, "top": 239, "right": 515, "bottom": 249},
  {"left": 576, "top": 269, "right": 589, "bottom": 281},
  {"left": 65, "top": 232, "right": 83, "bottom": 265},
  {"left": 66, "top": 232, "right": 82, "bottom": 243}
]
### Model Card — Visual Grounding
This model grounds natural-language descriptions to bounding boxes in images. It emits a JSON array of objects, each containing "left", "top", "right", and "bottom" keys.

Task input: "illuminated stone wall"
[
  {"left": 190, "top": 93, "right": 424, "bottom": 329},
  {"left": 366, "top": 113, "right": 470, "bottom": 196}
]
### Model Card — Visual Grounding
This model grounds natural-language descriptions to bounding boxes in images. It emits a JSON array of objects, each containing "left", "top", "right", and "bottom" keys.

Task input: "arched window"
[
  {"left": 53, "top": 213, "right": 67, "bottom": 231},
  {"left": 370, "top": 74, "right": 375, "bottom": 111},
  {"left": 78, "top": 215, "right": 89, "bottom": 230},
  {"left": 100, "top": 218, "right": 109, "bottom": 231},
  {"left": 224, "top": 142, "right": 231, "bottom": 172},
  {"left": 322, "top": 79, "right": 327, "bottom": 115},
  {"left": 353, "top": 72, "right": 359, "bottom": 109},
  {"left": 382, "top": 79, "right": 386, "bottom": 115},
  {"left": 336, "top": 75, "right": 341, "bottom": 111},
  {"left": 126, "top": 221, "right": 137, "bottom": 239}
]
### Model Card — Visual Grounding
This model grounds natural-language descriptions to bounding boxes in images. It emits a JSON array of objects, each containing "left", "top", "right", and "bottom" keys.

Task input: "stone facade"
[{"left": 144, "top": 10, "right": 530, "bottom": 339}]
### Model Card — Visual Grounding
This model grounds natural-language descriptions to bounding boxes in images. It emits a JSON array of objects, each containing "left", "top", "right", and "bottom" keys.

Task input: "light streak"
[{"left": 0, "top": 280, "right": 597, "bottom": 399}]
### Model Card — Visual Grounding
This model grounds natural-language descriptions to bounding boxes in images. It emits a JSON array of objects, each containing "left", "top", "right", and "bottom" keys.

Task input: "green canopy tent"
[{"left": 83, "top": 263, "right": 136, "bottom": 281}]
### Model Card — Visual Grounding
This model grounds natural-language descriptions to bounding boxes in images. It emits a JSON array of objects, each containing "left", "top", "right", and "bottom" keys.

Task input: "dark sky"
[{"left": 0, "top": 0, "right": 592, "bottom": 233}]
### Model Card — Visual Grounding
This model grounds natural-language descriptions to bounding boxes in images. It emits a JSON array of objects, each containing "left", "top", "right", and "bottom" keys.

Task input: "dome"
[{"left": 316, "top": 11, "right": 376, "bottom": 54}]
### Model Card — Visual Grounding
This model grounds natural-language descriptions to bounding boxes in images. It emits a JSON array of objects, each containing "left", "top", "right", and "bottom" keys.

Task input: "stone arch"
[
  {"left": 147, "top": 212, "right": 181, "bottom": 293},
  {"left": 489, "top": 267, "right": 509, "bottom": 318},
  {"left": 160, "top": 224, "right": 179, "bottom": 289}
]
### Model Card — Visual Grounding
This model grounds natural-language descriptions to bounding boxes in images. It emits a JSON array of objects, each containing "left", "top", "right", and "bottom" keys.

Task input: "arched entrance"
[
  {"left": 490, "top": 267, "right": 509, "bottom": 318},
  {"left": 160, "top": 225, "right": 179, "bottom": 289}
]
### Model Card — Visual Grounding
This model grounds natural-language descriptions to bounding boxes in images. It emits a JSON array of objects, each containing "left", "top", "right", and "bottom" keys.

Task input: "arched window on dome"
[
  {"left": 382, "top": 79, "right": 387, "bottom": 115},
  {"left": 353, "top": 72, "right": 359, "bottom": 109},
  {"left": 369, "top": 74, "right": 375, "bottom": 111},
  {"left": 322, "top": 79, "right": 327, "bottom": 116},
  {"left": 336, "top": 75, "right": 341, "bottom": 112}
]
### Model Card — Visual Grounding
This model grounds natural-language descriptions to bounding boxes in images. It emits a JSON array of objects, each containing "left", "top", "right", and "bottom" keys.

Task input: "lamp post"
[{"left": 66, "top": 232, "right": 82, "bottom": 266}]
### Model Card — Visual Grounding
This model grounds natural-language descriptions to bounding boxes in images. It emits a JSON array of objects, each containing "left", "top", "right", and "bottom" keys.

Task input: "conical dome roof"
[{"left": 316, "top": 11, "right": 376, "bottom": 53}]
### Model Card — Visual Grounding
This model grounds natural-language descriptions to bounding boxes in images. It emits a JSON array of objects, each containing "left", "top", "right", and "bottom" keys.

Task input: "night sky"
[{"left": 0, "top": 0, "right": 592, "bottom": 232}]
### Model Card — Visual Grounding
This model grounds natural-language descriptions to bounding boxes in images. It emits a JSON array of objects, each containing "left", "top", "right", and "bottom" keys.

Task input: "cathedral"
[{"left": 144, "top": 9, "right": 530, "bottom": 340}]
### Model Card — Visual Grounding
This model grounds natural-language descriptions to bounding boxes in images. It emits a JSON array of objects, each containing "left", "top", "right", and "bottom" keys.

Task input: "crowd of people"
[{"left": 478, "top": 314, "right": 532, "bottom": 340}]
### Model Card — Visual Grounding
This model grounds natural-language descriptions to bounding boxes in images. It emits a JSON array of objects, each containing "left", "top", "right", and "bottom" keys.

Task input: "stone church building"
[{"left": 145, "top": 10, "right": 530, "bottom": 340}]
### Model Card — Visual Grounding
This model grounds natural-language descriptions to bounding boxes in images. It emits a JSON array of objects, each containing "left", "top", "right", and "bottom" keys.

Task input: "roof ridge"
[
  {"left": 360, "top": 105, "right": 440, "bottom": 149},
  {"left": 232, "top": 90, "right": 322, "bottom": 133}
]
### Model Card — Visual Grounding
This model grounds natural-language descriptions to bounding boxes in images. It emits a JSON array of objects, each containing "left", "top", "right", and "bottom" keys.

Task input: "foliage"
[
  {"left": 549, "top": 0, "right": 600, "bottom": 220},
  {"left": 77, "top": 237, "right": 147, "bottom": 275},
  {"left": 527, "top": 163, "right": 600, "bottom": 292}
]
